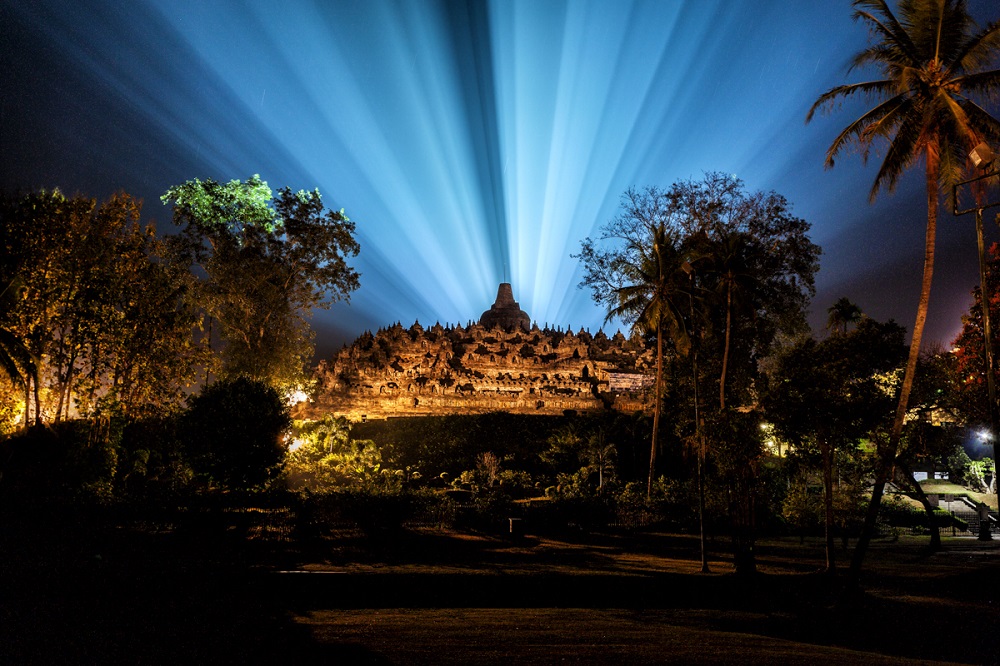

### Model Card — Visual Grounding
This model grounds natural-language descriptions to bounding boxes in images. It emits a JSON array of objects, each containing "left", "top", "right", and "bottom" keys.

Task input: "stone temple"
[{"left": 299, "top": 283, "right": 657, "bottom": 421}]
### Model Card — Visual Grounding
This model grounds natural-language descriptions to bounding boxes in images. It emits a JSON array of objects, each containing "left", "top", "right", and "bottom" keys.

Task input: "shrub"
[{"left": 181, "top": 376, "right": 291, "bottom": 491}]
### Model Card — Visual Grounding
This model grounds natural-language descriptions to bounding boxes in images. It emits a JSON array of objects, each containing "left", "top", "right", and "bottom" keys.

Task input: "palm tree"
[
  {"left": 826, "top": 297, "right": 863, "bottom": 335},
  {"left": 607, "top": 222, "right": 691, "bottom": 497},
  {"left": 808, "top": 0, "right": 1000, "bottom": 576},
  {"left": 577, "top": 187, "right": 692, "bottom": 498}
]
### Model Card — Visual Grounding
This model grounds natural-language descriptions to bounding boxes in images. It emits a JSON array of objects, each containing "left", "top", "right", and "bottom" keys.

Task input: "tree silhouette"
[{"left": 826, "top": 297, "right": 863, "bottom": 336}]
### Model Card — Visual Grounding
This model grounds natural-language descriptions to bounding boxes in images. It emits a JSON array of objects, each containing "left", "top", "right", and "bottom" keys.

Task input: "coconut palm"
[
  {"left": 606, "top": 222, "right": 691, "bottom": 497},
  {"left": 808, "top": 0, "right": 1000, "bottom": 575},
  {"left": 577, "top": 187, "right": 692, "bottom": 498},
  {"left": 826, "top": 297, "right": 864, "bottom": 335}
]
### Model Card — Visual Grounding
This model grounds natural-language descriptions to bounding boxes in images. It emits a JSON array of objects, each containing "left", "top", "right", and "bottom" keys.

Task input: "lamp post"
[{"left": 953, "top": 143, "right": 1000, "bottom": 438}]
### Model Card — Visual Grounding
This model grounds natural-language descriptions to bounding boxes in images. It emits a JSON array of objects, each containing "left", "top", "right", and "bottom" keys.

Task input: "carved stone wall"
[{"left": 298, "top": 320, "right": 659, "bottom": 421}]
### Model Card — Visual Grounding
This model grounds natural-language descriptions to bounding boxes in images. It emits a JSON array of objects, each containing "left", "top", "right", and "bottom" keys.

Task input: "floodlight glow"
[
  {"left": 5, "top": 0, "right": 914, "bottom": 350},
  {"left": 287, "top": 389, "right": 309, "bottom": 407}
]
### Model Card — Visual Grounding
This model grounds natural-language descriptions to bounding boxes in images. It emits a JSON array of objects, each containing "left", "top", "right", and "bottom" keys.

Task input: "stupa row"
[{"left": 299, "top": 284, "right": 658, "bottom": 420}]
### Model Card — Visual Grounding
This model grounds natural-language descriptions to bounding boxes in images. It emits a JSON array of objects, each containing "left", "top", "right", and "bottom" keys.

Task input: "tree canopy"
[
  {"left": 161, "top": 175, "right": 361, "bottom": 389},
  {"left": 0, "top": 190, "right": 206, "bottom": 424},
  {"left": 576, "top": 173, "right": 820, "bottom": 501}
]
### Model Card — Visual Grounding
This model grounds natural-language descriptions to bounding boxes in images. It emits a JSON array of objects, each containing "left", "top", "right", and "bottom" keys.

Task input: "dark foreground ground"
[{"left": 2, "top": 505, "right": 998, "bottom": 665}]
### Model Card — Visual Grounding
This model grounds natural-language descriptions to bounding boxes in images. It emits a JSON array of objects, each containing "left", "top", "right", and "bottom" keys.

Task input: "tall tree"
[
  {"left": 162, "top": 176, "right": 361, "bottom": 389},
  {"left": 576, "top": 187, "right": 692, "bottom": 497},
  {"left": 807, "top": 0, "right": 1000, "bottom": 580},
  {"left": 826, "top": 297, "right": 863, "bottom": 335},
  {"left": 676, "top": 173, "right": 820, "bottom": 412},
  {"left": 763, "top": 317, "right": 906, "bottom": 572}
]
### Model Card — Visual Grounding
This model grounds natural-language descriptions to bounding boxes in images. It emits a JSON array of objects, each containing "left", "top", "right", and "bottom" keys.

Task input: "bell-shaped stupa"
[{"left": 479, "top": 283, "right": 531, "bottom": 331}]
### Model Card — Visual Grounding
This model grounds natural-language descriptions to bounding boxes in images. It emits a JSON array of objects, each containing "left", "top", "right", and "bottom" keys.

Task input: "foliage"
[
  {"left": 826, "top": 297, "right": 863, "bottom": 335},
  {"left": 181, "top": 376, "right": 291, "bottom": 491},
  {"left": 576, "top": 175, "right": 820, "bottom": 496},
  {"left": 287, "top": 416, "right": 423, "bottom": 493},
  {"left": 968, "top": 457, "right": 996, "bottom": 493},
  {"left": 953, "top": 243, "right": 1000, "bottom": 425},
  {"left": 705, "top": 408, "right": 768, "bottom": 574},
  {"left": 577, "top": 185, "right": 698, "bottom": 495},
  {"left": 162, "top": 175, "right": 360, "bottom": 389},
  {"left": 299, "top": 487, "right": 442, "bottom": 536},
  {"left": 880, "top": 494, "right": 962, "bottom": 531},
  {"left": 763, "top": 317, "right": 906, "bottom": 447},
  {"left": 0, "top": 190, "right": 206, "bottom": 424},
  {"left": 782, "top": 476, "right": 822, "bottom": 536},
  {"left": 764, "top": 319, "right": 905, "bottom": 568},
  {"left": 541, "top": 423, "right": 617, "bottom": 494},
  {"left": 672, "top": 173, "right": 821, "bottom": 410},
  {"left": 0, "top": 418, "right": 125, "bottom": 504},
  {"left": 946, "top": 445, "right": 973, "bottom": 486}
]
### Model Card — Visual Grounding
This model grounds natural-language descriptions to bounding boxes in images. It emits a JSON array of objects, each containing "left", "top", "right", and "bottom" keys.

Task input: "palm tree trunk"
[
  {"left": 849, "top": 146, "right": 940, "bottom": 585},
  {"left": 720, "top": 284, "right": 731, "bottom": 410},
  {"left": 648, "top": 322, "right": 663, "bottom": 498}
]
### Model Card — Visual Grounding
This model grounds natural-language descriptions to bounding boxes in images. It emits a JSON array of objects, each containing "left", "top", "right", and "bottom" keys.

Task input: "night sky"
[{"left": 2, "top": 0, "right": 998, "bottom": 360}]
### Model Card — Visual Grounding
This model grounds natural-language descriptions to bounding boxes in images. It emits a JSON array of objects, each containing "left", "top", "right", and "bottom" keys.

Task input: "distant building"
[{"left": 298, "top": 283, "right": 658, "bottom": 421}]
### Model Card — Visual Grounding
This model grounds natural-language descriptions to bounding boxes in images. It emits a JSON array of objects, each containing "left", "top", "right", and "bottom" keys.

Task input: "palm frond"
[
  {"left": 869, "top": 106, "right": 923, "bottom": 198},
  {"left": 822, "top": 93, "right": 911, "bottom": 167},
  {"left": 807, "top": 80, "right": 897, "bottom": 123},
  {"left": 852, "top": 2, "right": 920, "bottom": 64},
  {"left": 952, "top": 20, "right": 1000, "bottom": 73},
  {"left": 957, "top": 99, "right": 1000, "bottom": 143},
  {"left": 955, "top": 69, "right": 1000, "bottom": 98}
]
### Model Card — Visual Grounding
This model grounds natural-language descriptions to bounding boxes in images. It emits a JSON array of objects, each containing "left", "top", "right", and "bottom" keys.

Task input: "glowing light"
[
  {"left": 8, "top": 1, "right": 994, "bottom": 356},
  {"left": 287, "top": 437, "right": 304, "bottom": 453}
]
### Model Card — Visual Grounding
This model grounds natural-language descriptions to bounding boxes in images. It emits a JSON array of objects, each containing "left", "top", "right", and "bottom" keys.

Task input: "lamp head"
[{"left": 970, "top": 142, "right": 995, "bottom": 169}]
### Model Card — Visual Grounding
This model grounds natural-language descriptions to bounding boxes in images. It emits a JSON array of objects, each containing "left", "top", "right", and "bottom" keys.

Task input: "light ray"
[{"left": 4, "top": 0, "right": 997, "bottom": 357}]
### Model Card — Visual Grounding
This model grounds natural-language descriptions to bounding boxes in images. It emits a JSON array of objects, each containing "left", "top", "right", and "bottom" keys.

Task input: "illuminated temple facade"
[{"left": 300, "top": 283, "right": 657, "bottom": 420}]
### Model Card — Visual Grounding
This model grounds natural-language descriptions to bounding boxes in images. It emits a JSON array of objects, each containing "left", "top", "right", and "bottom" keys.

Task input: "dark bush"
[{"left": 181, "top": 377, "right": 291, "bottom": 491}]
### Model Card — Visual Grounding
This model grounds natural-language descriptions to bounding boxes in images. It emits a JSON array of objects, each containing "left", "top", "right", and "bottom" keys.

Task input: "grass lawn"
[{"left": 2, "top": 506, "right": 998, "bottom": 664}]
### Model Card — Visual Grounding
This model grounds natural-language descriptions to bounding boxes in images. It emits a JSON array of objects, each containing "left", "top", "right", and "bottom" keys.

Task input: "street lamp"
[{"left": 953, "top": 143, "right": 1000, "bottom": 438}]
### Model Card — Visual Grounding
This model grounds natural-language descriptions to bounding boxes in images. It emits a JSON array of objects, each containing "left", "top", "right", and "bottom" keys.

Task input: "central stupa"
[{"left": 479, "top": 283, "right": 531, "bottom": 331}]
